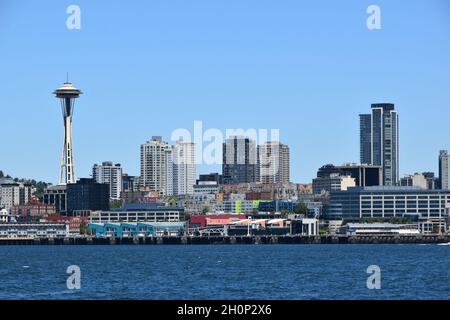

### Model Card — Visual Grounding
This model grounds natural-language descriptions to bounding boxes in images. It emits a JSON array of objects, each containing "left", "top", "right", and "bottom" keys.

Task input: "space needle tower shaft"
[{"left": 53, "top": 82, "right": 82, "bottom": 185}]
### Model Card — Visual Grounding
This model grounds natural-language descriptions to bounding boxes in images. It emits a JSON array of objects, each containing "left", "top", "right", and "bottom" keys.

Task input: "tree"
[
  {"left": 110, "top": 199, "right": 123, "bottom": 209},
  {"left": 294, "top": 203, "right": 308, "bottom": 215},
  {"left": 201, "top": 207, "right": 210, "bottom": 215}
]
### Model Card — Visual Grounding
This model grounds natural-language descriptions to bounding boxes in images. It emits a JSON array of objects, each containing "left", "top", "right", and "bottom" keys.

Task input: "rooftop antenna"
[{"left": 66, "top": 72, "right": 69, "bottom": 83}]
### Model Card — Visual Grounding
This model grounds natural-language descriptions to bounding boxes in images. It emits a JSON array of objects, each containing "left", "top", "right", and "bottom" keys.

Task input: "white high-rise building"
[
  {"left": 140, "top": 136, "right": 173, "bottom": 197},
  {"left": 0, "top": 182, "right": 32, "bottom": 211},
  {"left": 439, "top": 150, "right": 450, "bottom": 190},
  {"left": 173, "top": 141, "right": 197, "bottom": 196},
  {"left": 258, "top": 141, "right": 290, "bottom": 184},
  {"left": 92, "top": 162, "right": 123, "bottom": 200}
]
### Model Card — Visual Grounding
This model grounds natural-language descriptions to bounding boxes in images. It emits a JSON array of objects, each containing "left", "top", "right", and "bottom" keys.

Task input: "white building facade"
[
  {"left": 92, "top": 162, "right": 123, "bottom": 200},
  {"left": 140, "top": 136, "right": 173, "bottom": 197},
  {"left": 173, "top": 141, "right": 197, "bottom": 196},
  {"left": 258, "top": 141, "right": 290, "bottom": 184}
]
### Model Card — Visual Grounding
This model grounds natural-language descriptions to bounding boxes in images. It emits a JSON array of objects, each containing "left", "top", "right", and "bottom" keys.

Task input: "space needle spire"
[{"left": 53, "top": 81, "right": 82, "bottom": 185}]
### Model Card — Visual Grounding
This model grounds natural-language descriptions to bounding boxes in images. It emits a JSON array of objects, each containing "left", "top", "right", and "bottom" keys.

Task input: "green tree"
[
  {"left": 110, "top": 199, "right": 123, "bottom": 209},
  {"left": 201, "top": 207, "right": 210, "bottom": 215},
  {"left": 294, "top": 203, "right": 307, "bottom": 215}
]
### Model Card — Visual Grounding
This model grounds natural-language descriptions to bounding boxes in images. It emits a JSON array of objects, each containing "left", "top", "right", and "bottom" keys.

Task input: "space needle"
[{"left": 53, "top": 81, "right": 82, "bottom": 185}]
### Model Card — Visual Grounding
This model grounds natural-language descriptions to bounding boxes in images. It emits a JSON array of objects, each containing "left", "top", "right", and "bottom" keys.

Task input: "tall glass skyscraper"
[
  {"left": 222, "top": 136, "right": 258, "bottom": 184},
  {"left": 360, "top": 104, "right": 399, "bottom": 186}
]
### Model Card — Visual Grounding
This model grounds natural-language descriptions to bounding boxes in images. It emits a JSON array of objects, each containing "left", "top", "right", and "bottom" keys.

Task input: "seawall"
[{"left": 0, "top": 234, "right": 449, "bottom": 245}]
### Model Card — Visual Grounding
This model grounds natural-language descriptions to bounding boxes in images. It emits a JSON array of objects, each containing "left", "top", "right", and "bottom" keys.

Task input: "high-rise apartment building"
[
  {"left": 140, "top": 136, "right": 173, "bottom": 197},
  {"left": 222, "top": 136, "right": 258, "bottom": 184},
  {"left": 258, "top": 141, "right": 290, "bottom": 184},
  {"left": 360, "top": 103, "right": 399, "bottom": 186},
  {"left": 92, "top": 162, "right": 123, "bottom": 200},
  {"left": 0, "top": 182, "right": 32, "bottom": 211},
  {"left": 173, "top": 141, "right": 196, "bottom": 196},
  {"left": 439, "top": 150, "right": 450, "bottom": 189}
]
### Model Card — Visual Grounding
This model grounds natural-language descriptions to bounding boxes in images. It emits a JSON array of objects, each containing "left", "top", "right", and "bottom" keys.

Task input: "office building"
[
  {"left": 67, "top": 178, "right": 109, "bottom": 215},
  {"left": 140, "top": 136, "right": 173, "bottom": 197},
  {"left": 92, "top": 162, "right": 123, "bottom": 200},
  {"left": 258, "top": 141, "right": 290, "bottom": 184},
  {"left": 312, "top": 174, "right": 356, "bottom": 195},
  {"left": 360, "top": 104, "right": 399, "bottom": 186},
  {"left": 222, "top": 136, "right": 258, "bottom": 184},
  {"left": 173, "top": 141, "right": 196, "bottom": 196},
  {"left": 400, "top": 173, "right": 428, "bottom": 189},
  {"left": 43, "top": 185, "right": 67, "bottom": 214},
  {"left": 317, "top": 163, "right": 383, "bottom": 187},
  {"left": 439, "top": 150, "right": 450, "bottom": 189},
  {"left": 122, "top": 174, "right": 140, "bottom": 192},
  {"left": 325, "top": 186, "right": 450, "bottom": 221}
]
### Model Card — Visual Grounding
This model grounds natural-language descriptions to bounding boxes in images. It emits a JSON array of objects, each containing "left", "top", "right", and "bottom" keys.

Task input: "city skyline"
[{"left": 0, "top": 1, "right": 449, "bottom": 183}]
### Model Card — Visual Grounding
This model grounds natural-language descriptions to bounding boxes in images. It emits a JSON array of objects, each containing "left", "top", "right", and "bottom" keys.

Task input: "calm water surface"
[{"left": 0, "top": 244, "right": 448, "bottom": 300}]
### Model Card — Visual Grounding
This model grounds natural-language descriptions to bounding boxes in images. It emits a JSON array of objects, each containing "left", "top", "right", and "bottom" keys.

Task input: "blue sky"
[{"left": 0, "top": 0, "right": 449, "bottom": 184}]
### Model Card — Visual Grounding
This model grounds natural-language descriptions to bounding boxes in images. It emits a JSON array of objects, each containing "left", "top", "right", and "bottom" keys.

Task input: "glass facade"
[{"left": 325, "top": 187, "right": 450, "bottom": 221}]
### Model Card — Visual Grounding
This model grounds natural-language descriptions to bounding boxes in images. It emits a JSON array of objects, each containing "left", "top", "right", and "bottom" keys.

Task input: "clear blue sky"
[{"left": 0, "top": 0, "right": 449, "bottom": 184}]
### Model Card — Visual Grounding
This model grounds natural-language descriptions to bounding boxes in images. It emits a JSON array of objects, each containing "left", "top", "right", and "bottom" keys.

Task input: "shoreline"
[{"left": 0, "top": 234, "right": 449, "bottom": 245}]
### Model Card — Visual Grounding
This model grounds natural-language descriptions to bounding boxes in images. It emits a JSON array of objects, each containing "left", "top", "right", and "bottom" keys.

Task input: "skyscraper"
[
  {"left": 439, "top": 150, "right": 450, "bottom": 189},
  {"left": 360, "top": 104, "right": 399, "bottom": 186},
  {"left": 140, "top": 136, "right": 173, "bottom": 197},
  {"left": 173, "top": 141, "right": 197, "bottom": 195},
  {"left": 53, "top": 82, "right": 82, "bottom": 185},
  {"left": 222, "top": 136, "right": 258, "bottom": 184},
  {"left": 258, "top": 141, "right": 290, "bottom": 184},
  {"left": 92, "top": 162, "right": 123, "bottom": 200}
]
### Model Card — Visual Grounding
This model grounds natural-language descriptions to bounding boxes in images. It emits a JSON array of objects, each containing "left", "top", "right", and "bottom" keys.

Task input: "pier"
[{"left": 0, "top": 234, "right": 449, "bottom": 245}]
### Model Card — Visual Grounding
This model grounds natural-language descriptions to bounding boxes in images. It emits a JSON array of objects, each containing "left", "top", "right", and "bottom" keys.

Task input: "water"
[{"left": 0, "top": 244, "right": 448, "bottom": 300}]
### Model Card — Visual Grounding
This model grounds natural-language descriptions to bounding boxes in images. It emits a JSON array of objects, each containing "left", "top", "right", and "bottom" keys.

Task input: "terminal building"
[{"left": 325, "top": 186, "right": 450, "bottom": 221}]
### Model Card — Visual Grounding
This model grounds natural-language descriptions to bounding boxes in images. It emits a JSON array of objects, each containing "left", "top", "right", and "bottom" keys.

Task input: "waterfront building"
[
  {"left": 316, "top": 163, "right": 383, "bottom": 187},
  {"left": 173, "top": 141, "right": 197, "bottom": 196},
  {"left": 67, "top": 178, "right": 109, "bottom": 215},
  {"left": 188, "top": 214, "right": 247, "bottom": 229},
  {"left": 42, "top": 185, "right": 67, "bottom": 214},
  {"left": 360, "top": 104, "right": 399, "bottom": 186},
  {"left": 325, "top": 186, "right": 450, "bottom": 221},
  {"left": 312, "top": 174, "right": 356, "bottom": 195},
  {"left": 45, "top": 216, "right": 89, "bottom": 234},
  {"left": 140, "top": 136, "right": 173, "bottom": 197},
  {"left": 92, "top": 162, "right": 123, "bottom": 200},
  {"left": 338, "top": 223, "right": 420, "bottom": 236},
  {"left": 88, "top": 222, "right": 186, "bottom": 238},
  {"left": 0, "top": 182, "right": 32, "bottom": 212},
  {"left": 258, "top": 141, "right": 290, "bottom": 184},
  {"left": 222, "top": 136, "right": 258, "bottom": 184},
  {"left": 439, "top": 150, "right": 450, "bottom": 189},
  {"left": 89, "top": 207, "right": 184, "bottom": 223},
  {"left": 0, "top": 223, "right": 69, "bottom": 239}
]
